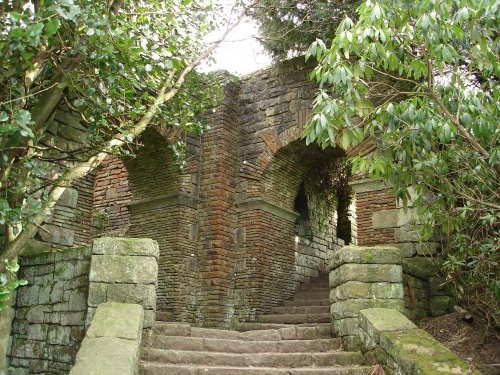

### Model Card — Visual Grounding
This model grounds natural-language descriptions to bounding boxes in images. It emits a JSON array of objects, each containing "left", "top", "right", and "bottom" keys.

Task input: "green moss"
[{"left": 380, "top": 329, "right": 481, "bottom": 375}]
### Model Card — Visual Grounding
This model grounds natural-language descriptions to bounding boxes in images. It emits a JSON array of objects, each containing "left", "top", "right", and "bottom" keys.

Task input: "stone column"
[
  {"left": 329, "top": 245, "right": 404, "bottom": 350},
  {"left": 87, "top": 238, "right": 159, "bottom": 330}
]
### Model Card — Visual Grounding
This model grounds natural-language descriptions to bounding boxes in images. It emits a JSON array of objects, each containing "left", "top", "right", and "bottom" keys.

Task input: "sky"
[{"left": 199, "top": 5, "right": 272, "bottom": 76}]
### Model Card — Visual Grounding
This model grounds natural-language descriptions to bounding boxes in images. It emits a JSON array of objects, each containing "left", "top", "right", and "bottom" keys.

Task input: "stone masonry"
[
  {"left": 87, "top": 237, "right": 159, "bottom": 330},
  {"left": 9, "top": 247, "right": 92, "bottom": 374},
  {"left": 25, "top": 56, "right": 449, "bottom": 328},
  {"left": 329, "top": 245, "right": 404, "bottom": 350}
]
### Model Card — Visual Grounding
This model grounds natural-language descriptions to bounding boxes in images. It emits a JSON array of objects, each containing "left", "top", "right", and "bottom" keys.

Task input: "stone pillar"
[
  {"left": 329, "top": 245, "right": 404, "bottom": 350},
  {"left": 197, "top": 82, "right": 239, "bottom": 326},
  {"left": 87, "top": 238, "right": 159, "bottom": 330}
]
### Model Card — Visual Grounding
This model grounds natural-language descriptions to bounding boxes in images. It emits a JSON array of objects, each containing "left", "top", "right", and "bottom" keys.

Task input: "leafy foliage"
[
  {"left": 305, "top": 0, "right": 499, "bottom": 325},
  {"left": 249, "top": 0, "right": 359, "bottom": 60},
  {"left": 0, "top": 0, "right": 233, "bottom": 308},
  {"left": 0, "top": 260, "right": 27, "bottom": 310}
]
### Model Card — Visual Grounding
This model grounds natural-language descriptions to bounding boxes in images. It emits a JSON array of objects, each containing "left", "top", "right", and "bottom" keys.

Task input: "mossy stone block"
[
  {"left": 332, "top": 299, "right": 404, "bottom": 319},
  {"left": 86, "top": 302, "right": 143, "bottom": 341},
  {"left": 89, "top": 255, "right": 157, "bottom": 284},
  {"left": 93, "top": 237, "right": 159, "bottom": 259},
  {"left": 69, "top": 336, "right": 138, "bottom": 375},
  {"left": 330, "top": 245, "right": 402, "bottom": 270},
  {"left": 330, "top": 264, "right": 402, "bottom": 287},
  {"left": 402, "top": 257, "right": 441, "bottom": 279},
  {"left": 380, "top": 328, "right": 480, "bottom": 375},
  {"left": 359, "top": 308, "right": 417, "bottom": 344}
]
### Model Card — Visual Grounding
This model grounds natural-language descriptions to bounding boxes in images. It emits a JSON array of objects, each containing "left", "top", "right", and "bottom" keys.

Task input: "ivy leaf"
[{"left": 45, "top": 18, "right": 60, "bottom": 36}]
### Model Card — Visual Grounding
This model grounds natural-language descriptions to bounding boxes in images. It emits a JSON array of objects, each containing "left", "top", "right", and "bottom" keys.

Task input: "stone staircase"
[{"left": 140, "top": 274, "right": 371, "bottom": 374}]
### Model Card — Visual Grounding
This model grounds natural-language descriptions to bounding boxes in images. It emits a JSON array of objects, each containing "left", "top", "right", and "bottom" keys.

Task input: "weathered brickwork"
[
  {"left": 25, "top": 57, "right": 448, "bottom": 329},
  {"left": 9, "top": 247, "right": 92, "bottom": 374},
  {"left": 196, "top": 84, "right": 240, "bottom": 326},
  {"left": 352, "top": 183, "right": 396, "bottom": 245},
  {"left": 85, "top": 60, "right": 358, "bottom": 326},
  {"left": 93, "top": 157, "right": 132, "bottom": 234}
]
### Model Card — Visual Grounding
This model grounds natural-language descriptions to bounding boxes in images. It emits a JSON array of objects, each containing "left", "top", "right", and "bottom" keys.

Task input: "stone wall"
[
  {"left": 358, "top": 308, "right": 478, "bottom": 375},
  {"left": 349, "top": 178, "right": 454, "bottom": 319},
  {"left": 86, "top": 237, "right": 159, "bottom": 330},
  {"left": 33, "top": 105, "right": 97, "bottom": 250},
  {"left": 9, "top": 247, "right": 91, "bottom": 374},
  {"left": 329, "top": 245, "right": 404, "bottom": 350}
]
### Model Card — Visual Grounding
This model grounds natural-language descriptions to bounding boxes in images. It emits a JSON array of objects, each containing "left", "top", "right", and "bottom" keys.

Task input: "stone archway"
[
  {"left": 233, "top": 139, "right": 352, "bottom": 321},
  {"left": 92, "top": 127, "right": 201, "bottom": 322}
]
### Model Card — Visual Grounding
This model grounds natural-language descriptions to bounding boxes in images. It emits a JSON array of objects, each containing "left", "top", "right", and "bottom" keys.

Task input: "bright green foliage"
[
  {"left": 0, "top": 0, "right": 230, "bottom": 307},
  {"left": 305, "top": 0, "right": 499, "bottom": 325},
  {"left": 249, "top": 0, "right": 359, "bottom": 60},
  {"left": 0, "top": 0, "right": 222, "bottom": 239},
  {"left": 0, "top": 260, "right": 27, "bottom": 310}
]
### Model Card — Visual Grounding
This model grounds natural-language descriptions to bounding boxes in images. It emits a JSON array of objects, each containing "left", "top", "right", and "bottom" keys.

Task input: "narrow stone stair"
[{"left": 140, "top": 274, "right": 371, "bottom": 374}]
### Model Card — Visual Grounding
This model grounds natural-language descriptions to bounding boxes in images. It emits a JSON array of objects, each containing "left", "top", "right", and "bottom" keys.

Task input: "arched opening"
[
  {"left": 294, "top": 182, "right": 312, "bottom": 240},
  {"left": 92, "top": 128, "right": 200, "bottom": 322},
  {"left": 237, "top": 139, "right": 354, "bottom": 318}
]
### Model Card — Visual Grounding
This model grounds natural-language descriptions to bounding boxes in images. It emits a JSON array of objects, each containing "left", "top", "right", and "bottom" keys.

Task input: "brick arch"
[{"left": 93, "top": 126, "right": 201, "bottom": 320}]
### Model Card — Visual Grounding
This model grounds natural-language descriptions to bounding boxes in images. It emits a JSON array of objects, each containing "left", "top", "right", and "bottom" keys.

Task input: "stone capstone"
[
  {"left": 329, "top": 245, "right": 401, "bottom": 269},
  {"left": 92, "top": 237, "right": 159, "bottom": 259}
]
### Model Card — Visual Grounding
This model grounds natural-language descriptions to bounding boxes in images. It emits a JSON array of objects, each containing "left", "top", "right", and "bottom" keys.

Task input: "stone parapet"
[
  {"left": 329, "top": 245, "right": 404, "bottom": 350},
  {"left": 87, "top": 237, "right": 159, "bottom": 330},
  {"left": 358, "top": 308, "right": 479, "bottom": 375},
  {"left": 69, "top": 302, "right": 144, "bottom": 375}
]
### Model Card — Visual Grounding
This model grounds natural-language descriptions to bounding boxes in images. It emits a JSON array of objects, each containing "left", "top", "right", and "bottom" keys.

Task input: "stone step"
[
  {"left": 236, "top": 323, "right": 332, "bottom": 338},
  {"left": 141, "top": 363, "right": 372, "bottom": 375},
  {"left": 257, "top": 313, "right": 330, "bottom": 324},
  {"left": 294, "top": 291, "right": 330, "bottom": 300},
  {"left": 155, "top": 311, "right": 174, "bottom": 322},
  {"left": 270, "top": 305, "right": 329, "bottom": 314},
  {"left": 299, "top": 285, "right": 330, "bottom": 292},
  {"left": 142, "top": 348, "right": 364, "bottom": 368},
  {"left": 284, "top": 299, "right": 330, "bottom": 307},
  {"left": 154, "top": 323, "right": 333, "bottom": 340},
  {"left": 146, "top": 335, "right": 341, "bottom": 353}
]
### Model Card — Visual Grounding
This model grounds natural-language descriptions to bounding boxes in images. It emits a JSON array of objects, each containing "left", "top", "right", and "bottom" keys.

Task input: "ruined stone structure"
[{"left": 21, "top": 57, "right": 451, "bottom": 329}]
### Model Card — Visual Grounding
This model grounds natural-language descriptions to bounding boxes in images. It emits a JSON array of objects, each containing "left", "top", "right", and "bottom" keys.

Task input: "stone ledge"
[
  {"left": 358, "top": 308, "right": 478, "bottom": 375},
  {"left": 93, "top": 237, "right": 159, "bottom": 259},
  {"left": 348, "top": 178, "right": 391, "bottom": 193},
  {"left": 359, "top": 308, "right": 416, "bottom": 344},
  {"left": 236, "top": 198, "right": 299, "bottom": 221},
  {"left": 329, "top": 245, "right": 401, "bottom": 269}
]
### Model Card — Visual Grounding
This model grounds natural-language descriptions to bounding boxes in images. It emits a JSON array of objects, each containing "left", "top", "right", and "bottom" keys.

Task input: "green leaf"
[{"left": 45, "top": 18, "right": 60, "bottom": 36}]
